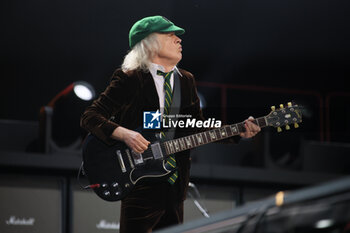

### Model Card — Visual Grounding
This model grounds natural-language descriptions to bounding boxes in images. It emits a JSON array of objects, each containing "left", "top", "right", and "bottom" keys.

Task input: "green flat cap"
[{"left": 129, "top": 15, "right": 185, "bottom": 48}]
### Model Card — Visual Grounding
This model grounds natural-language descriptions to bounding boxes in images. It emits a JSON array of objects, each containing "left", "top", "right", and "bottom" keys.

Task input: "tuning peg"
[
  {"left": 271, "top": 106, "right": 276, "bottom": 111},
  {"left": 285, "top": 125, "right": 290, "bottom": 130},
  {"left": 277, "top": 127, "right": 282, "bottom": 133},
  {"left": 294, "top": 123, "right": 299, "bottom": 128},
  {"left": 288, "top": 102, "right": 292, "bottom": 107},
  {"left": 280, "top": 104, "right": 284, "bottom": 109}
]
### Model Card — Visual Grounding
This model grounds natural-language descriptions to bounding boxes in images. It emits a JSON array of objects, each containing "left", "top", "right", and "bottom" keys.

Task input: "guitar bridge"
[
  {"left": 131, "top": 151, "right": 144, "bottom": 165},
  {"left": 151, "top": 142, "right": 163, "bottom": 159}
]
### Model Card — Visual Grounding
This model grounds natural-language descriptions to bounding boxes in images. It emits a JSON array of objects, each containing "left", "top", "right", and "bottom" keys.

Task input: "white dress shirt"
[{"left": 149, "top": 63, "right": 182, "bottom": 115}]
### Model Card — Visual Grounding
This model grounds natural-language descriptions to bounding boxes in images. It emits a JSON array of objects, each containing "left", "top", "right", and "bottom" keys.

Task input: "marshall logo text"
[{"left": 6, "top": 216, "right": 35, "bottom": 226}]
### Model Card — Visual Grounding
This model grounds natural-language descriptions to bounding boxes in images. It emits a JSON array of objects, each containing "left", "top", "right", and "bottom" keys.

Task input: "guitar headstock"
[{"left": 265, "top": 102, "right": 302, "bottom": 132}]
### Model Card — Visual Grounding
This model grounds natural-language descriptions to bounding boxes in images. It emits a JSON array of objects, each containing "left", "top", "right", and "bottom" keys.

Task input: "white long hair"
[{"left": 121, "top": 33, "right": 160, "bottom": 72}]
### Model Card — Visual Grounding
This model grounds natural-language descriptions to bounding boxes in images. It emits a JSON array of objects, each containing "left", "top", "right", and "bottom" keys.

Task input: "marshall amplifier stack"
[
  {"left": 71, "top": 179, "right": 121, "bottom": 233},
  {"left": 0, "top": 174, "right": 64, "bottom": 233}
]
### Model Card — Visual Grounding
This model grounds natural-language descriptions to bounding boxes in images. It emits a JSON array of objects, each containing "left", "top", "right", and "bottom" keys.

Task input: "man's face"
[{"left": 156, "top": 32, "right": 182, "bottom": 65}]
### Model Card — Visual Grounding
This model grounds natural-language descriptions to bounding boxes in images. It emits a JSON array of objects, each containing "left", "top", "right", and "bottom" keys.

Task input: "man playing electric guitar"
[{"left": 80, "top": 15, "right": 261, "bottom": 233}]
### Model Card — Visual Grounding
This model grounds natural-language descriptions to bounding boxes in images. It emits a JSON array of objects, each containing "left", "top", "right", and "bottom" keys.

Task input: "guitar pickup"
[
  {"left": 151, "top": 142, "right": 163, "bottom": 160},
  {"left": 125, "top": 149, "right": 134, "bottom": 169},
  {"left": 116, "top": 150, "right": 127, "bottom": 173}
]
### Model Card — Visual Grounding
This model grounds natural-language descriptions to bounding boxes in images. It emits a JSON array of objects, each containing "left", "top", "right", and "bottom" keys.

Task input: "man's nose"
[{"left": 175, "top": 35, "right": 181, "bottom": 43}]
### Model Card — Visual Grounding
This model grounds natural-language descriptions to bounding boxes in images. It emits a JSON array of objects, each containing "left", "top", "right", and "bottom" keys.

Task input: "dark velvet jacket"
[{"left": 80, "top": 67, "right": 206, "bottom": 201}]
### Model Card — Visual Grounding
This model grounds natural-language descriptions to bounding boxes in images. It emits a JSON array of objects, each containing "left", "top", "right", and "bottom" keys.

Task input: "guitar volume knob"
[{"left": 103, "top": 191, "right": 111, "bottom": 196}]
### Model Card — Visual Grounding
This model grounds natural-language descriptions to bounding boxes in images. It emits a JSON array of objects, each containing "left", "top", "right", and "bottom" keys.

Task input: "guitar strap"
[{"left": 163, "top": 69, "right": 181, "bottom": 140}]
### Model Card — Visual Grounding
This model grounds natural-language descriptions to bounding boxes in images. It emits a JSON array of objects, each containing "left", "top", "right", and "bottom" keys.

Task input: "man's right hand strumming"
[{"left": 112, "top": 126, "right": 150, "bottom": 154}]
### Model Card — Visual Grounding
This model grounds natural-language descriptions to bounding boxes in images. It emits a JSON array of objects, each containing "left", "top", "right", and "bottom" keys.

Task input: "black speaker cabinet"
[
  {"left": 71, "top": 179, "right": 121, "bottom": 233},
  {"left": 0, "top": 174, "right": 64, "bottom": 233}
]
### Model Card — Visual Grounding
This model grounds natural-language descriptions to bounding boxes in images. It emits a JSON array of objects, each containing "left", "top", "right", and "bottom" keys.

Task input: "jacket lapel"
[{"left": 142, "top": 71, "right": 160, "bottom": 110}]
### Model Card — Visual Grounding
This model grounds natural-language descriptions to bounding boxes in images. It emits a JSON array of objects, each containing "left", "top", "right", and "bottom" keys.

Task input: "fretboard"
[{"left": 162, "top": 117, "right": 267, "bottom": 156}]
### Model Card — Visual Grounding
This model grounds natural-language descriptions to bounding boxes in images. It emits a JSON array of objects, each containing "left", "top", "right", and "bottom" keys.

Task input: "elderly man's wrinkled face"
[{"left": 156, "top": 32, "right": 182, "bottom": 66}]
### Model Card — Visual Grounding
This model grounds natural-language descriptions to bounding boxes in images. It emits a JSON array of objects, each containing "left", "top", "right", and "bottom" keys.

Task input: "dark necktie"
[{"left": 157, "top": 70, "right": 178, "bottom": 184}]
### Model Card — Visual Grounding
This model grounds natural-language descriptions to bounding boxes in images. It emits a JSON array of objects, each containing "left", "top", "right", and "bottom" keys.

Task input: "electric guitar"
[{"left": 82, "top": 102, "right": 302, "bottom": 202}]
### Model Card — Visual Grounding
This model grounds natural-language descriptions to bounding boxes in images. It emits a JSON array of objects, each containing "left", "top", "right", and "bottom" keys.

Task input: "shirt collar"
[{"left": 149, "top": 63, "right": 182, "bottom": 77}]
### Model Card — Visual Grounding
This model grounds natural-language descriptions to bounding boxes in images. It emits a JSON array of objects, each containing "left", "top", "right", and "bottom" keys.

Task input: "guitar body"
[{"left": 82, "top": 131, "right": 175, "bottom": 202}]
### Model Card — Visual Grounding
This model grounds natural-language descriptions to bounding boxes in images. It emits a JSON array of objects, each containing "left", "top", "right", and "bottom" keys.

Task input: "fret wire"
[
  {"left": 257, "top": 118, "right": 262, "bottom": 127},
  {"left": 237, "top": 123, "right": 244, "bottom": 133},
  {"left": 183, "top": 137, "right": 189, "bottom": 149},
  {"left": 205, "top": 131, "right": 210, "bottom": 142},
  {"left": 174, "top": 139, "right": 179, "bottom": 152},
  {"left": 179, "top": 138, "right": 185, "bottom": 150},
  {"left": 196, "top": 134, "right": 200, "bottom": 146},
  {"left": 224, "top": 126, "right": 232, "bottom": 137},
  {"left": 219, "top": 128, "right": 224, "bottom": 138},
  {"left": 196, "top": 134, "right": 203, "bottom": 145},
  {"left": 189, "top": 135, "right": 193, "bottom": 148},
  {"left": 256, "top": 118, "right": 260, "bottom": 127},
  {"left": 177, "top": 139, "right": 182, "bottom": 150},
  {"left": 230, "top": 124, "right": 238, "bottom": 135},
  {"left": 188, "top": 136, "right": 193, "bottom": 149},
  {"left": 199, "top": 133, "right": 204, "bottom": 144},
  {"left": 204, "top": 131, "right": 209, "bottom": 143},
  {"left": 218, "top": 128, "right": 222, "bottom": 138},
  {"left": 255, "top": 119, "right": 260, "bottom": 127},
  {"left": 220, "top": 128, "right": 227, "bottom": 138},
  {"left": 195, "top": 134, "right": 199, "bottom": 146},
  {"left": 194, "top": 134, "right": 199, "bottom": 146},
  {"left": 185, "top": 136, "right": 192, "bottom": 149},
  {"left": 171, "top": 140, "right": 175, "bottom": 153},
  {"left": 212, "top": 129, "right": 217, "bottom": 140},
  {"left": 208, "top": 130, "right": 215, "bottom": 141},
  {"left": 200, "top": 133, "right": 205, "bottom": 144},
  {"left": 165, "top": 141, "right": 170, "bottom": 155},
  {"left": 215, "top": 128, "right": 221, "bottom": 139},
  {"left": 191, "top": 135, "right": 197, "bottom": 147},
  {"left": 219, "top": 128, "right": 225, "bottom": 139},
  {"left": 167, "top": 141, "right": 172, "bottom": 154},
  {"left": 170, "top": 141, "right": 175, "bottom": 154},
  {"left": 234, "top": 124, "right": 239, "bottom": 134},
  {"left": 173, "top": 139, "right": 179, "bottom": 153},
  {"left": 177, "top": 139, "right": 182, "bottom": 151}
]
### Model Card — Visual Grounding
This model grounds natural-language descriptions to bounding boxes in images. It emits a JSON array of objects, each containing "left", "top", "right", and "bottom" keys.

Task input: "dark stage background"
[
  {"left": 2, "top": 0, "right": 349, "bottom": 128},
  {"left": 1, "top": 1, "right": 350, "bottom": 232}
]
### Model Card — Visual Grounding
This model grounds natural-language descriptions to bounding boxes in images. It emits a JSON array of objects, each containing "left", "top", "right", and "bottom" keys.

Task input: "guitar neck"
[{"left": 162, "top": 116, "right": 268, "bottom": 156}]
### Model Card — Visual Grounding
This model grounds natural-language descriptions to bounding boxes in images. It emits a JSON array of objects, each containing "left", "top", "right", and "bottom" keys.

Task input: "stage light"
[
  {"left": 73, "top": 81, "right": 95, "bottom": 101},
  {"left": 39, "top": 81, "right": 96, "bottom": 153},
  {"left": 315, "top": 219, "right": 334, "bottom": 229}
]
